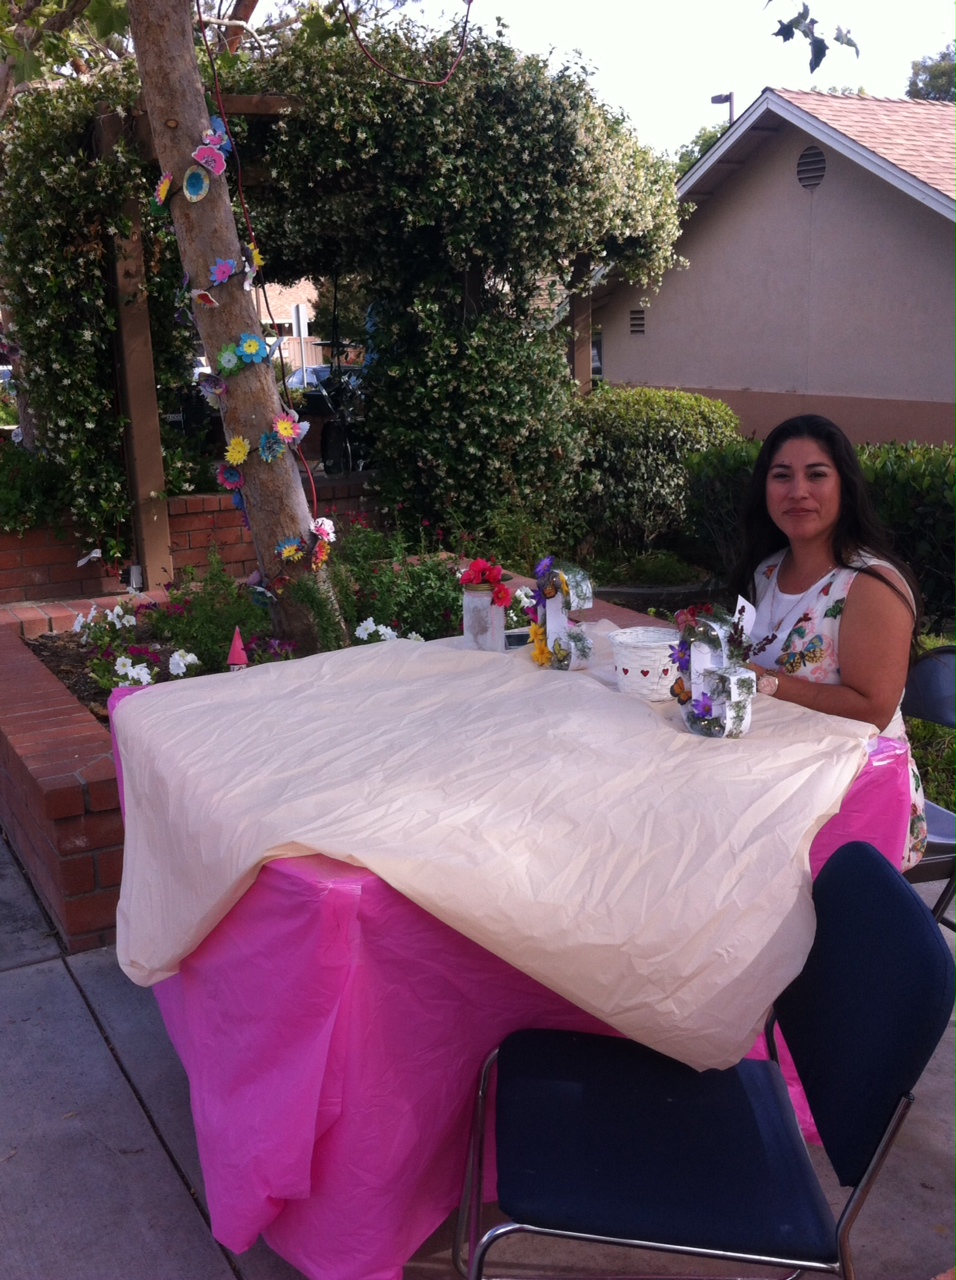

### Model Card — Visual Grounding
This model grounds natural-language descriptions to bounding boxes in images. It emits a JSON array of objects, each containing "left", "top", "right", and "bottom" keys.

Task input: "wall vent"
[
  {"left": 629, "top": 309, "right": 646, "bottom": 334},
  {"left": 797, "top": 146, "right": 826, "bottom": 189}
]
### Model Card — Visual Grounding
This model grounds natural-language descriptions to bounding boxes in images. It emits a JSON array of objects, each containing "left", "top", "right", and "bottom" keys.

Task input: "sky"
[{"left": 368, "top": 0, "right": 953, "bottom": 155}]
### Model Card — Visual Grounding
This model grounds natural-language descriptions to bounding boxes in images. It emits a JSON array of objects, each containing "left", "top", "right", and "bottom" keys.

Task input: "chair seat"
[
  {"left": 926, "top": 800, "right": 955, "bottom": 848},
  {"left": 495, "top": 1029, "right": 838, "bottom": 1265}
]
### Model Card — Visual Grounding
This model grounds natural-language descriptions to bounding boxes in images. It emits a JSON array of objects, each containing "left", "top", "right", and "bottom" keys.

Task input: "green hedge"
[
  {"left": 686, "top": 439, "right": 955, "bottom": 629},
  {"left": 572, "top": 385, "right": 741, "bottom": 553}
]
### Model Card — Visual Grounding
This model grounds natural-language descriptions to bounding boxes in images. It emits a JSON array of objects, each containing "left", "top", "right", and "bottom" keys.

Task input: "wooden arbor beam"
[{"left": 94, "top": 106, "right": 170, "bottom": 591}]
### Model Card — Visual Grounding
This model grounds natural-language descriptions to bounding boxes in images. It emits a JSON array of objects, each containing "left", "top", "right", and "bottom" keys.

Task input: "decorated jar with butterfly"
[{"left": 668, "top": 602, "right": 760, "bottom": 739}]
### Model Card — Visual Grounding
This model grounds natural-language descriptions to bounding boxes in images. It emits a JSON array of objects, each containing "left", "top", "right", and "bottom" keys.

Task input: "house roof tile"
[{"left": 772, "top": 89, "right": 955, "bottom": 200}]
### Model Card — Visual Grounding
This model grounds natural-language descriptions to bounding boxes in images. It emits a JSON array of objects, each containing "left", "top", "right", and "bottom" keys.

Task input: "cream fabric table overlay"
[{"left": 113, "top": 629, "right": 875, "bottom": 1070}]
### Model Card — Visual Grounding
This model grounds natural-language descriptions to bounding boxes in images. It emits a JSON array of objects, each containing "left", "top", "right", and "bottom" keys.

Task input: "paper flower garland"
[
  {"left": 272, "top": 411, "right": 301, "bottom": 442},
  {"left": 192, "top": 144, "right": 227, "bottom": 176},
  {"left": 149, "top": 171, "right": 173, "bottom": 215},
  {"left": 216, "top": 464, "right": 244, "bottom": 491},
  {"left": 207, "top": 118, "right": 233, "bottom": 154},
  {"left": 210, "top": 258, "right": 237, "bottom": 286},
  {"left": 197, "top": 372, "right": 228, "bottom": 405},
  {"left": 190, "top": 289, "right": 219, "bottom": 308},
  {"left": 224, "top": 435, "right": 251, "bottom": 465},
  {"left": 312, "top": 541, "right": 331, "bottom": 570},
  {"left": 259, "top": 431, "right": 286, "bottom": 462},
  {"left": 217, "top": 344, "right": 242, "bottom": 376},
  {"left": 311, "top": 517, "right": 336, "bottom": 542},
  {"left": 183, "top": 166, "right": 210, "bottom": 202},
  {"left": 276, "top": 537, "right": 306, "bottom": 563},
  {"left": 237, "top": 333, "right": 268, "bottom": 364}
]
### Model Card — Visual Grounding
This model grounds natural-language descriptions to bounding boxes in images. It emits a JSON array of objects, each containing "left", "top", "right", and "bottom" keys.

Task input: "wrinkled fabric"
[{"left": 114, "top": 635, "right": 875, "bottom": 1070}]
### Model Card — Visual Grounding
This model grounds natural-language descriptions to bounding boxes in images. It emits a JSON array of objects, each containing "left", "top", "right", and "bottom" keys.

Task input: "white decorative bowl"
[{"left": 608, "top": 626, "right": 679, "bottom": 701}]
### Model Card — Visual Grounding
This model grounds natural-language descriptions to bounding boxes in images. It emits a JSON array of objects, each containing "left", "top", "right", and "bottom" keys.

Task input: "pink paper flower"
[
  {"left": 210, "top": 258, "right": 237, "bottom": 285},
  {"left": 192, "top": 144, "right": 227, "bottom": 176}
]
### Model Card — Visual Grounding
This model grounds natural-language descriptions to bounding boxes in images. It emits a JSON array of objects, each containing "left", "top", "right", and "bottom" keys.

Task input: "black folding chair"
[
  {"left": 455, "top": 842, "right": 955, "bottom": 1280},
  {"left": 902, "top": 644, "right": 955, "bottom": 928}
]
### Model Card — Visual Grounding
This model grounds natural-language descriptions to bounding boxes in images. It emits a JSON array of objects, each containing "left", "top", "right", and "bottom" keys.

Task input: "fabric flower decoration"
[
  {"left": 216, "top": 464, "right": 244, "bottom": 491},
  {"left": 259, "top": 431, "right": 286, "bottom": 462},
  {"left": 154, "top": 172, "right": 172, "bottom": 205},
  {"left": 237, "top": 333, "right": 268, "bottom": 364},
  {"left": 491, "top": 582, "right": 513, "bottom": 608},
  {"left": 192, "top": 144, "right": 227, "bottom": 176},
  {"left": 210, "top": 258, "right": 237, "bottom": 286},
  {"left": 272, "top": 411, "right": 300, "bottom": 442},
  {"left": 224, "top": 435, "right": 251, "bottom": 465},
  {"left": 217, "top": 344, "right": 241, "bottom": 376},
  {"left": 310, "top": 517, "right": 336, "bottom": 542},
  {"left": 183, "top": 166, "right": 210, "bottom": 202},
  {"left": 276, "top": 537, "right": 306, "bottom": 562}
]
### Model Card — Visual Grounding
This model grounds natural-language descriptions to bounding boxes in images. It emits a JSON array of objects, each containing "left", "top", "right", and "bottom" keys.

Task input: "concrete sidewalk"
[{"left": 0, "top": 830, "right": 952, "bottom": 1280}]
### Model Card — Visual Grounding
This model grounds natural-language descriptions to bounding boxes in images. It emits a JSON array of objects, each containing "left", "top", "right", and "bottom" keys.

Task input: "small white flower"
[
  {"left": 376, "top": 624, "right": 399, "bottom": 641},
  {"left": 72, "top": 614, "right": 84, "bottom": 633},
  {"left": 355, "top": 617, "right": 376, "bottom": 641},
  {"left": 169, "top": 650, "right": 199, "bottom": 677},
  {"left": 121, "top": 613, "right": 137, "bottom": 628},
  {"left": 129, "top": 664, "right": 154, "bottom": 685},
  {"left": 513, "top": 586, "right": 534, "bottom": 607},
  {"left": 406, "top": 631, "right": 425, "bottom": 642},
  {"left": 114, "top": 655, "right": 133, "bottom": 675}
]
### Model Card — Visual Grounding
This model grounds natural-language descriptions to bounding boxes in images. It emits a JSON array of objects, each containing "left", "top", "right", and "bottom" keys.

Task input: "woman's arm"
[{"left": 752, "top": 567, "right": 914, "bottom": 732}]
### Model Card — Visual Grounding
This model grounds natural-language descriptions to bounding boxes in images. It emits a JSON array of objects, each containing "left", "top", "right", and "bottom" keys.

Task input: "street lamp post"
[{"left": 710, "top": 92, "right": 735, "bottom": 125}]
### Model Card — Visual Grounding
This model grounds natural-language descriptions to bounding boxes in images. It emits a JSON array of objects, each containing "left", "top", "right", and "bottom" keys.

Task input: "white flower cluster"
[
  {"left": 169, "top": 650, "right": 199, "bottom": 677},
  {"left": 114, "top": 655, "right": 153, "bottom": 686},
  {"left": 355, "top": 617, "right": 398, "bottom": 642}
]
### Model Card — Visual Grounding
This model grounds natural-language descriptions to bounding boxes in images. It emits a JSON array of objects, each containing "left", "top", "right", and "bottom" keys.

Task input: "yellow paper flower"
[
  {"left": 224, "top": 435, "right": 251, "bottom": 465},
  {"left": 251, "top": 245, "right": 265, "bottom": 269}
]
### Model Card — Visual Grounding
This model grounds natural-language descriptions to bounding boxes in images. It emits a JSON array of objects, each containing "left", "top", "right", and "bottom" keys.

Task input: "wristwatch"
[{"left": 757, "top": 673, "right": 779, "bottom": 697}]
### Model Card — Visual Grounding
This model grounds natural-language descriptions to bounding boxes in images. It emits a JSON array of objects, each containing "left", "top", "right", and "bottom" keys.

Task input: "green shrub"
[
  {"left": 685, "top": 438, "right": 761, "bottom": 574},
  {"left": 147, "top": 548, "right": 272, "bottom": 672},
  {"left": 572, "top": 385, "right": 740, "bottom": 554},
  {"left": 0, "top": 440, "right": 67, "bottom": 533}
]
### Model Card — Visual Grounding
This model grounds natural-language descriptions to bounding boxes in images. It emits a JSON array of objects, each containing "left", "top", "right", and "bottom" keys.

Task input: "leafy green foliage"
[
  {"left": 685, "top": 437, "right": 762, "bottom": 573},
  {"left": 0, "top": 438, "right": 66, "bottom": 533},
  {"left": 675, "top": 123, "right": 729, "bottom": 176},
  {"left": 571, "top": 385, "right": 741, "bottom": 555},
  {"left": 329, "top": 517, "right": 463, "bottom": 641},
  {"left": 147, "top": 548, "right": 274, "bottom": 673},
  {"left": 907, "top": 43, "right": 955, "bottom": 102},
  {"left": 0, "top": 64, "right": 205, "bottom": 560}
]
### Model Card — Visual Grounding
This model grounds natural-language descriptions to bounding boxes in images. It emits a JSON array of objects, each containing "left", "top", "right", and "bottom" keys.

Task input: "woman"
[{"left": 731, "top": 414, "right": 926, "bottom": 869}]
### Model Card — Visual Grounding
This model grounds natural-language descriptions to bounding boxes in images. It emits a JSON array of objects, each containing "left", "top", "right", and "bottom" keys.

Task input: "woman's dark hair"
[{"left": 730, "top": 414, "right": 922, "bottom": 634}]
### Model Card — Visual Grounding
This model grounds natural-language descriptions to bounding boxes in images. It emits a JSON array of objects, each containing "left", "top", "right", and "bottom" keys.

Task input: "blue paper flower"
[
  {"left": 237, "top": 333, "right": 268, "bottom": 364},
  {"left": 259, "top": 431, "right": 286, "bottom": 463},
  {"left": 183, "top": 165, "right": 210, "bottom": 202}
]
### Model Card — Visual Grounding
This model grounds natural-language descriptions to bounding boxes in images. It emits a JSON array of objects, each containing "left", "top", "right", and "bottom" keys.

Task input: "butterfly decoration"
[{"left": 670, "top": 676, "right": 692, "bottom": 705}]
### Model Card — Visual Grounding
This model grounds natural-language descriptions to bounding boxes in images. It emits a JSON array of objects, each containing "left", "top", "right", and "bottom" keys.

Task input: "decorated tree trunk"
[{"left": 125, "top": 0, "right": 340, "bottom": 653}]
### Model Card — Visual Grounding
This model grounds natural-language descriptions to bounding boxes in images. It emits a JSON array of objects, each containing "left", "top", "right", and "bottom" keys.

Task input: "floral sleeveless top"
[{"left": 752, "top": 553, "right": 926, "bottom": 869}]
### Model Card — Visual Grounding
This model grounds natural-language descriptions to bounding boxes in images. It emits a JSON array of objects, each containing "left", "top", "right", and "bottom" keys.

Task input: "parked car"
[{"left": 285, "top": 365, "right": 331, "bottom": 391}]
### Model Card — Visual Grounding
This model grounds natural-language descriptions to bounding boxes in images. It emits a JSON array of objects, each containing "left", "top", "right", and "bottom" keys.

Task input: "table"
[{"left": 110, "top": 633, "right": 910, "bottom": 1280}]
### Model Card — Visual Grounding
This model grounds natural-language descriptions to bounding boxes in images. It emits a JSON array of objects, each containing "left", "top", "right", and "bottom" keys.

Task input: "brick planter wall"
[
  {"left": 0, "top": 622, "right": 122, "bottom": 952},
  {"left": 0, "top": 525, "right": 120, "bottom": 606}
]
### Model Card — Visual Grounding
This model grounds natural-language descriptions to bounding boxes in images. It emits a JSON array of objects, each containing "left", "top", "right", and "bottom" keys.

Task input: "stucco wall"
[{"left": 599, "top": 123, "right": 954, "bottom": 442}]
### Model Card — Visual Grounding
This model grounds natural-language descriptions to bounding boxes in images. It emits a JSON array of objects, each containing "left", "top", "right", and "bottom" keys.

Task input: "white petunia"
[
  {"left": 354, "top": 617, "right": 376, "bottom": 641},
  {"left": 114, "top": 655, "right": 133, "bottom": 675},
  {"left": 129, "top": 664, "right": 154, "bottom": 685},
  {"left": 169, "top": 650, "right": 199, "bottom": 677},
  {"left": 376, "top": 624, "right": 399, "bottom": 641},
  {"left": 406, "top": 631, "right": 425, "bottom": 642}
]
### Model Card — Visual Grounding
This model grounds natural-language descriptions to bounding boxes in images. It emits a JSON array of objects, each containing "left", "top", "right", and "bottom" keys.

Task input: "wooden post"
[
  {"left": 569, "top": 252, "right": 592, "bottom": 396},
  {"left": 95, "top": 108, "right": 171, "bottom": 590}
]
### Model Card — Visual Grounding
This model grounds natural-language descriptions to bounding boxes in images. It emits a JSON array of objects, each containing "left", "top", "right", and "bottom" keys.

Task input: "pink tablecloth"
[{"left": 151, "top": 738, "right": 910, "bottom": 1280}]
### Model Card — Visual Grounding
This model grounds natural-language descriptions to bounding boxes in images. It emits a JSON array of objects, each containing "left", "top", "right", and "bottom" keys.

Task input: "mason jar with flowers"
[{"left": 459, "top": 559, "right": 513, "bottom": 652}]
